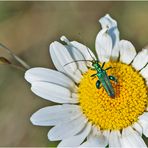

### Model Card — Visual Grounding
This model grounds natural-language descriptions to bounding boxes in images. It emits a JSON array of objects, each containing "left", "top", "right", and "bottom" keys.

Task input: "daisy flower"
[{"left": 25, "top": 14, "right": 148, "bottom": 147}]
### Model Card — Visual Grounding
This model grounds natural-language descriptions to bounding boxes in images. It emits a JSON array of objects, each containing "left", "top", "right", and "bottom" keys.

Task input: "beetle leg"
[
  {"left": 91, "top": 68, "right": 95, "bottom": 70},
  {"left": 101, "top": 62, "right": 105, "bottom": 68},
  {"left": 109, "top": 75, "right": 117, "bottom": 83},
  {"left": 105, "top": 66, "right": 112, "bottom": 71},
  {"left": 91, "top": 73, "right": 97, "bottom": 77},
  {"left": 96, "top": 80, "right": 101, "bottom": 89}
]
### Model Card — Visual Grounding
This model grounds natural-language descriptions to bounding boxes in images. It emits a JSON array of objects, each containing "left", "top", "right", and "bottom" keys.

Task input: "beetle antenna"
[
  {"left": 60, "top": 35, "right": 96, "bottom": 67},
  {"left": 64, "top": 60, "right": 92, "bottom": 67},
  {"left": 61, "top": 35, "right": 95, "bottom": 60},
  {"left": 86, "top": 46, "right": 95, "bottom": 60}
]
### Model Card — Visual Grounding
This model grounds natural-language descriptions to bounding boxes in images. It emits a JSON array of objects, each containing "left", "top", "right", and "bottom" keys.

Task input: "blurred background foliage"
[{"left": 0, "top": 1, "right": 148, "bottom": 147}]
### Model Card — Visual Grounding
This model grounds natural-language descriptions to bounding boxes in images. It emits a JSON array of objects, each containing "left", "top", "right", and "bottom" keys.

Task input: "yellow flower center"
[{"left": 78, "top": 62, "right": 148, "bottom": 130}]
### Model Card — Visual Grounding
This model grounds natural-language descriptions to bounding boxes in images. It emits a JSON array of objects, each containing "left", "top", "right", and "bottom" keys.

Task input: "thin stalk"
[{"left": 0, "top": 43, "right": 30, "bottom": 69}]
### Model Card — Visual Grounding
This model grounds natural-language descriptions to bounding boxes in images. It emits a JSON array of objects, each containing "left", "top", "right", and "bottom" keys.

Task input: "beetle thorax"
[{"left": 93, "top": 63, "right": 101, "bottom": 71}]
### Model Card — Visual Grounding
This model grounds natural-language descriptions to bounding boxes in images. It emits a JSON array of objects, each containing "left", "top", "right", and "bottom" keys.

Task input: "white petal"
[
  {"left": 48, "top": 115, "right": 87, "bottom": 141},
  {"left": 132, "top": 122, "right": 143, "bottom": 136},
  {"left": 138, "top": 119, "right": 148, "bottom": 137},
  {"left": 121, "top": 126, "right": 147, "bottom": 147},
  {"left": 58, "top": 122, "right": 91, "bottom": 147},
  {"left": 30, "top": 104, "right": 81, "bottom": 126},
  {"left": 138, "top": 112, "right": 148, "bottom": 122},
  {"left": 102, "top": 130, "right": 110, "bottom": 145},
  {"left": 99, "top": 14, "right": 120, "bottom": 48},
  {"left": 70, "top": 41, "right": 96, "bottom": 61},
  {"left": 119, "top": 40, "right": 137, "bottom": 64},
  {"left": 70, "top": 41, "right": 96, "bottom": 67},
  {"left": 111, "top": 42, "right": 120, "bottom": 61},
  {"left": 91, "top": 125, "right": 101, "bottom": 136},
  {"left": 138, "top": 112, "right": 148, "bottom": 137},
  {"left": 60, "top": 36, "right": 88, "bottom": 73},
  {"left": 25, "top": 67, "right": 77, "bottom": 92},
  {"left": 49, "top": 41, "right": 82, "bottom": 83},
  {"left": 140, "top": 64, "right": 148, "bottom": 79},
  {"left": 65, "top": 46, "right": 88, "bottom": 73},
  {"left": 80, "top": 132, "right": 108, "bottom": 147},
  {"left": 95, "top": 28, "right": 112, "bottom": 63},
  {"left": 99, "top": 14, "right": 120, "bottom": 61},
  {"left": 49, "top": 43, "right": 65, "bottom": 73},
  {"left": 50, "top": 41, "right": 76, "bottom": 71},
  {"left": 109, "top": 130, "right": 121, "bottom": 147},
  {"left": 31, "top": 81, "right": 78, "bottom": 103},
  {"left": 132, "top": 49, "right": 148, "bottom": 70}
]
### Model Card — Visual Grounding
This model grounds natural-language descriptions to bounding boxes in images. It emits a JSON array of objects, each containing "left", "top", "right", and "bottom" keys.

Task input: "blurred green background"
[{"left": 0, "top": 1, "right": 148, "bottom": 147}]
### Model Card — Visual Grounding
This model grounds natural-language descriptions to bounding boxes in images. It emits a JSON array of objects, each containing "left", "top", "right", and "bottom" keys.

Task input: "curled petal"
[
  {"left": 111, "top": 42, "right": 120, "bottom": 61},
  {"left": 95, "top": 28, "right": 112, "bottom": 63},
  {"left": 99, "top": 14, "right": 119, "bottom": 48},
  {"left": 99, "top": 14, "right": 120, "bottom": 61}
]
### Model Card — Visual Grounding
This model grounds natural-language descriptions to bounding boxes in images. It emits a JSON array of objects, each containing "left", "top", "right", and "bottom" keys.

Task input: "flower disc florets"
[{"left": 79, "top": 62, "right": 148, "bottom": 130}]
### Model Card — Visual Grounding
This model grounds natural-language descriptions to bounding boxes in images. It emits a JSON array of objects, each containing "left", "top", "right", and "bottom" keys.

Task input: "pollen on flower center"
[{"left": 78, "top": 62, "right": 148, "bottom": 130}]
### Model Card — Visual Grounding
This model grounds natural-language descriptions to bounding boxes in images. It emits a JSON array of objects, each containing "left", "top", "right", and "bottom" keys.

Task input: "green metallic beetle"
[
  {"left": 65, "top": 58, "right": 117, "bottom": 98},
  {"left": 90, "top": 60, "right": 117, "bottom": 98}
]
